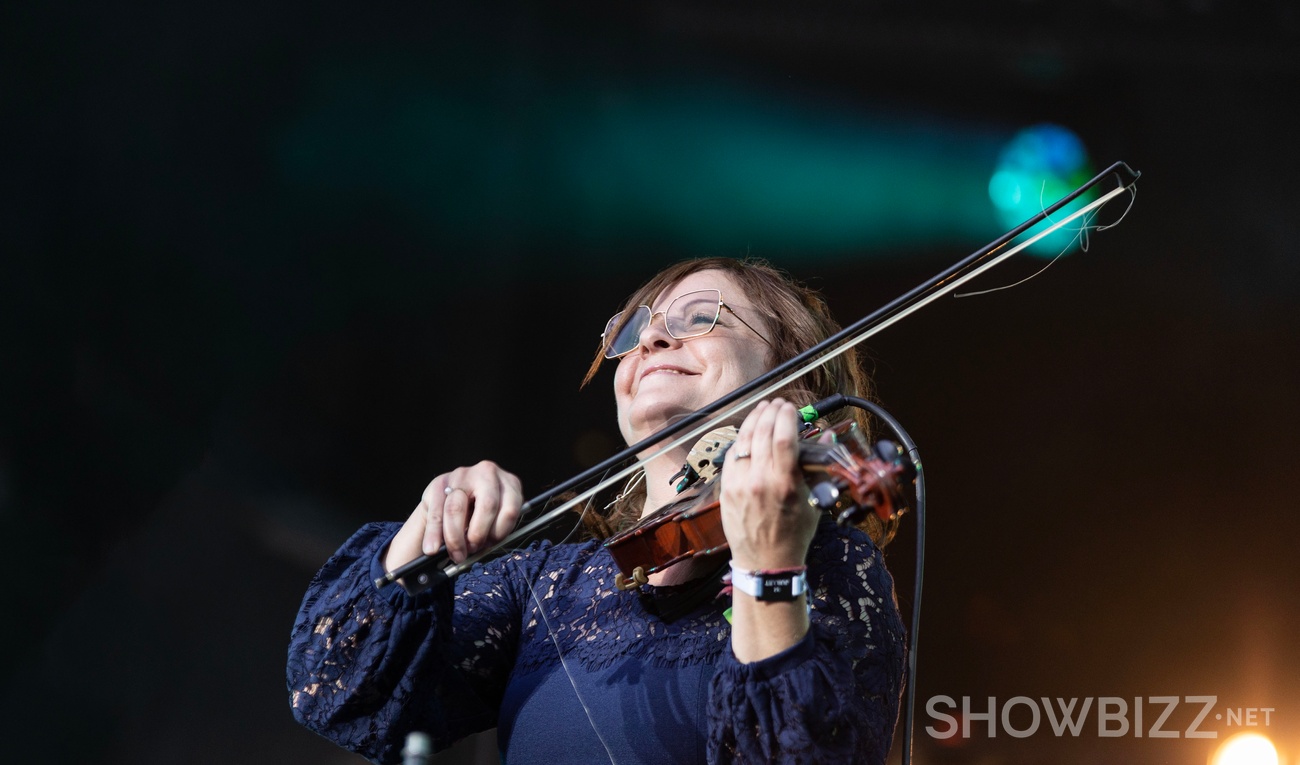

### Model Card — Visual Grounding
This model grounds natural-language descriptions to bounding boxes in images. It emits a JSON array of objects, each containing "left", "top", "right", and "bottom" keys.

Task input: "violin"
[{"left": 604, "top": 421, "right": 916, "bottom": 591}]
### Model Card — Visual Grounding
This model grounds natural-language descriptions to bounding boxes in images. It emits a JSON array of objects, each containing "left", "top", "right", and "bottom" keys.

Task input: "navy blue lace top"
[{"left": 287, "top": 518, "right": 905, "bottom": 764}]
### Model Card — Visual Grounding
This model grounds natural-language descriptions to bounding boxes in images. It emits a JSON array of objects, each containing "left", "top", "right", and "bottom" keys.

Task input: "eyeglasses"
[{"left": 600, "top": 288, "right": 772, "bottom": 359}]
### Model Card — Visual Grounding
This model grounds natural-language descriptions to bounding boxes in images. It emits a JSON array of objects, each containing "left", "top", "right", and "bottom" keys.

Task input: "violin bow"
[{"left": 378, "top": 161, "right": 1141, "bottom": 591}]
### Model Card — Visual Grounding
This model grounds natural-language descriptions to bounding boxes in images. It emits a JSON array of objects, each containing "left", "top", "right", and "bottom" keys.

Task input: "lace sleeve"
[
  {"left": 286, "top": 522, "right": 542, "bottom": 764},
  {"left": 706, "top": 524, "right": 907, "bottom": 765}
]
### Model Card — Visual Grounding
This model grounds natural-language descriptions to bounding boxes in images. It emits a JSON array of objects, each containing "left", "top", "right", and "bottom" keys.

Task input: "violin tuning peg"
[
  {"left": 873, "top": 439, "right": 902, "bottom": 463},
  {"left": 808, "top": 481, "right": 841, "bottom": 511}
]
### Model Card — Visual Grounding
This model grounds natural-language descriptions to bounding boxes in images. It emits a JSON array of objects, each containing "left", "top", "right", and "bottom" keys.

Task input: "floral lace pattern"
[
  {"left": 708, "top": 529, "right": 906, "bottom": 764},
  {"left": 287, "top": 519, "right": 905, "bottom": 765}
]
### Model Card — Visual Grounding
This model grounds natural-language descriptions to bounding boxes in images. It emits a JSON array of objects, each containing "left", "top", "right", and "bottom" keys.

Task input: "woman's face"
[{"left": 614, "top": 269, "right": 774, "bottom": 446}]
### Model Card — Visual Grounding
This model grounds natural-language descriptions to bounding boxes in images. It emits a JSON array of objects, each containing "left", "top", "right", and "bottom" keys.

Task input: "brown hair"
[{"left": 580, "top": 257, "right": 899, "bottom": 548}]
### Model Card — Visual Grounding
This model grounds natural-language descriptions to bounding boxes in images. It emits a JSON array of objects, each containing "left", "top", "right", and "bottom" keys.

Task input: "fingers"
[
  {"left": 726, "top": 397, "right": 803, "bottom": 511},
  {"left": 463, "top": 466, "right": 523, "bottom": 554},
  {"left": 730, "top": 398, "right": 800, "bottom": 476},
  {"left": 434, "top": 461, "right": 523, "bottom": 564},
  {"left": 722, "top": 398, "right": 816, "bottom": 570},
  {"left": 492, "top": 472, "right": 524, "bottom": 543},
  {"left": 385, "top": 461, "right": 523, "bottom": 573},
  {"left": 441, "top": 483, "right": 471, "bottom": 563},
  {"left": 420, "top": 475, "right": 450, "bottom": 557}
]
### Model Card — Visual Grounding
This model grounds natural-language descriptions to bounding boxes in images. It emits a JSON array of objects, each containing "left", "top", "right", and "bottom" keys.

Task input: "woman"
[{"left": 287, "top": 258, "right": 906, "bottom": 764}]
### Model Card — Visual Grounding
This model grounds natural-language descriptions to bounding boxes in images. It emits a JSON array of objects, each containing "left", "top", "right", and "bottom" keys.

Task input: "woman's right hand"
[{"left": 384, "top": 461, "right": 524, "bottom": 571}]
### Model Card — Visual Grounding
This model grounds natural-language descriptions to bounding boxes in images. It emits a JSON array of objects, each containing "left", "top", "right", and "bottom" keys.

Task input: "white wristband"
[{"left": 728, "top": 562, "right": 808, "bottom": 602}]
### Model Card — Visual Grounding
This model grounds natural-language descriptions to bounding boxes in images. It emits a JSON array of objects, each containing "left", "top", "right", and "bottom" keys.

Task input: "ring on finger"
[{"left": 733, "top": 450, "right": 752, "bottom": 460}]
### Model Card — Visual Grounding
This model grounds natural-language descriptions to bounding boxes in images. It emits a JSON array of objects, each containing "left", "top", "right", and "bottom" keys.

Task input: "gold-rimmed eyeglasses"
[{"left": 600, "top": 289, "right": 772, "bottom": 359}]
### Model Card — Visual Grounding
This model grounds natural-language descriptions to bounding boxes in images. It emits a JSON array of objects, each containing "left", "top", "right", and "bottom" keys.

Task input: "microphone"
[{"left": 402, "top": 732, "right": 432, "bottom": 765}]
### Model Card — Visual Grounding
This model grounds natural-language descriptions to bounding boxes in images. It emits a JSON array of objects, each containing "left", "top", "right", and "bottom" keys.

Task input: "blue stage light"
[{"left": 988, "top": 124, "right": 1095, "bottom": 258}]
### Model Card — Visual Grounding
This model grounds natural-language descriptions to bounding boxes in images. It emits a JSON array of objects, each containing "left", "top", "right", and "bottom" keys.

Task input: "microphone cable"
[{"left": 802, "top": 394, "right": 925, "bottom": 765}]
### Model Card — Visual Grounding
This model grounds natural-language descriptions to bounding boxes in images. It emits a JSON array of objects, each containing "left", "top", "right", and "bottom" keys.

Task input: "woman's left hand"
[{"left": 720, "top": 398, "right": 819, "bottom": 571}]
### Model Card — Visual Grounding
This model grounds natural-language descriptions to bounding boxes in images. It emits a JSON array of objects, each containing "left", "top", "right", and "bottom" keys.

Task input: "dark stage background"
[{"left": 3, "top": 2, "right": 1298, "bottom": 764}]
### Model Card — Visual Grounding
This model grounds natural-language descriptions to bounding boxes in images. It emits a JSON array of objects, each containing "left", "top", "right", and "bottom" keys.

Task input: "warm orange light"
[{"left": 1210, "top": 732, "right": 1280, "bottom": 765}]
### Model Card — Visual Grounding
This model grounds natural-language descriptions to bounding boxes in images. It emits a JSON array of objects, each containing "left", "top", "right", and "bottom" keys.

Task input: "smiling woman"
[
  {"left": 611, "top": 274, "right": 775, "bottom": 456},
  {"left": 286, "top": 257, "right": 906, "bottom": 765}
]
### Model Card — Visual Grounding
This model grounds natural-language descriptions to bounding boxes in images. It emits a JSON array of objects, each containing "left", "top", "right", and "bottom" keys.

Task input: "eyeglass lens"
[{"left": 602, "top": 289, "right": 723, "bottom": 358}]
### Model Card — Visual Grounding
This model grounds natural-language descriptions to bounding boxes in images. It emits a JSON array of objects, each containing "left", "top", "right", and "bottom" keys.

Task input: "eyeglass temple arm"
[{"left": 722, "top": 303, "right": 773, "bottom": 348}]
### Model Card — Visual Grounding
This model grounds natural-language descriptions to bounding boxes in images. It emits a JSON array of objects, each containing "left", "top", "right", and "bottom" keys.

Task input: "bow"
[{"left": 377, "top": 161, "right": 1140, "bottom": 592}]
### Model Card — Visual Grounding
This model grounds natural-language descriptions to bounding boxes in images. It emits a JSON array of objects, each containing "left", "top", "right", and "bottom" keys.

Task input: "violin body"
[
  {"left": 604, "top": 422, "right": 914, "bottom": 591},
  {"left": 605, "top": 484, "right": 727, "bottom": 590}
]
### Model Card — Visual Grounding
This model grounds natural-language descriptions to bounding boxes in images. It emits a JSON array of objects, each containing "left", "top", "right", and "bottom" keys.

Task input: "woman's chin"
[{"left": 622, "top": 401, "right": 699, "bottom": 444}]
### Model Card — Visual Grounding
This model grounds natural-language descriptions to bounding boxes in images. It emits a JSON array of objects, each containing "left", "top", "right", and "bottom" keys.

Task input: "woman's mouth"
[{"left": 640, "top": 364, "right": 695, "bottom": 380}]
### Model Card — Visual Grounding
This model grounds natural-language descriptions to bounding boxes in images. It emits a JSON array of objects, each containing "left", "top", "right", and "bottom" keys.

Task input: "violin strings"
[{"left": 831, "top": 442, "right": 856, "bottom": 471}]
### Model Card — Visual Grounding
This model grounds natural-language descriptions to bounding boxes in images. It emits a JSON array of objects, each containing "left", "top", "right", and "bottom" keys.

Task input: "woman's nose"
[{"left": 636, "top": 311, "right": 679, "bottom": 350}]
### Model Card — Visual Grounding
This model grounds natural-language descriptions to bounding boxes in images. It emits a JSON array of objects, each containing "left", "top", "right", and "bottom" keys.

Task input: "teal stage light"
[
  {"left": 277, "top": 68, "right": 1008, "bottom": 270},
  {"left": 282, "top": 62, "right": 1109, "bottom": 273},
  {"left": 988, "top": 124, "right": 1095, "bottom": 258}
]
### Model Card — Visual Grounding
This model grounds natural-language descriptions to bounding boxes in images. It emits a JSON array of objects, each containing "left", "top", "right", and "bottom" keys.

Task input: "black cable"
[{"left": 806, "top": 394, "right": 925, "bottom": 765}]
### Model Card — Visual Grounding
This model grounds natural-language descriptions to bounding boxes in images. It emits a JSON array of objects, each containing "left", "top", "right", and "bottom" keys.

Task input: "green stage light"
[{"left": 988, "top": 124, "right": 1095, "bottom": 258}]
